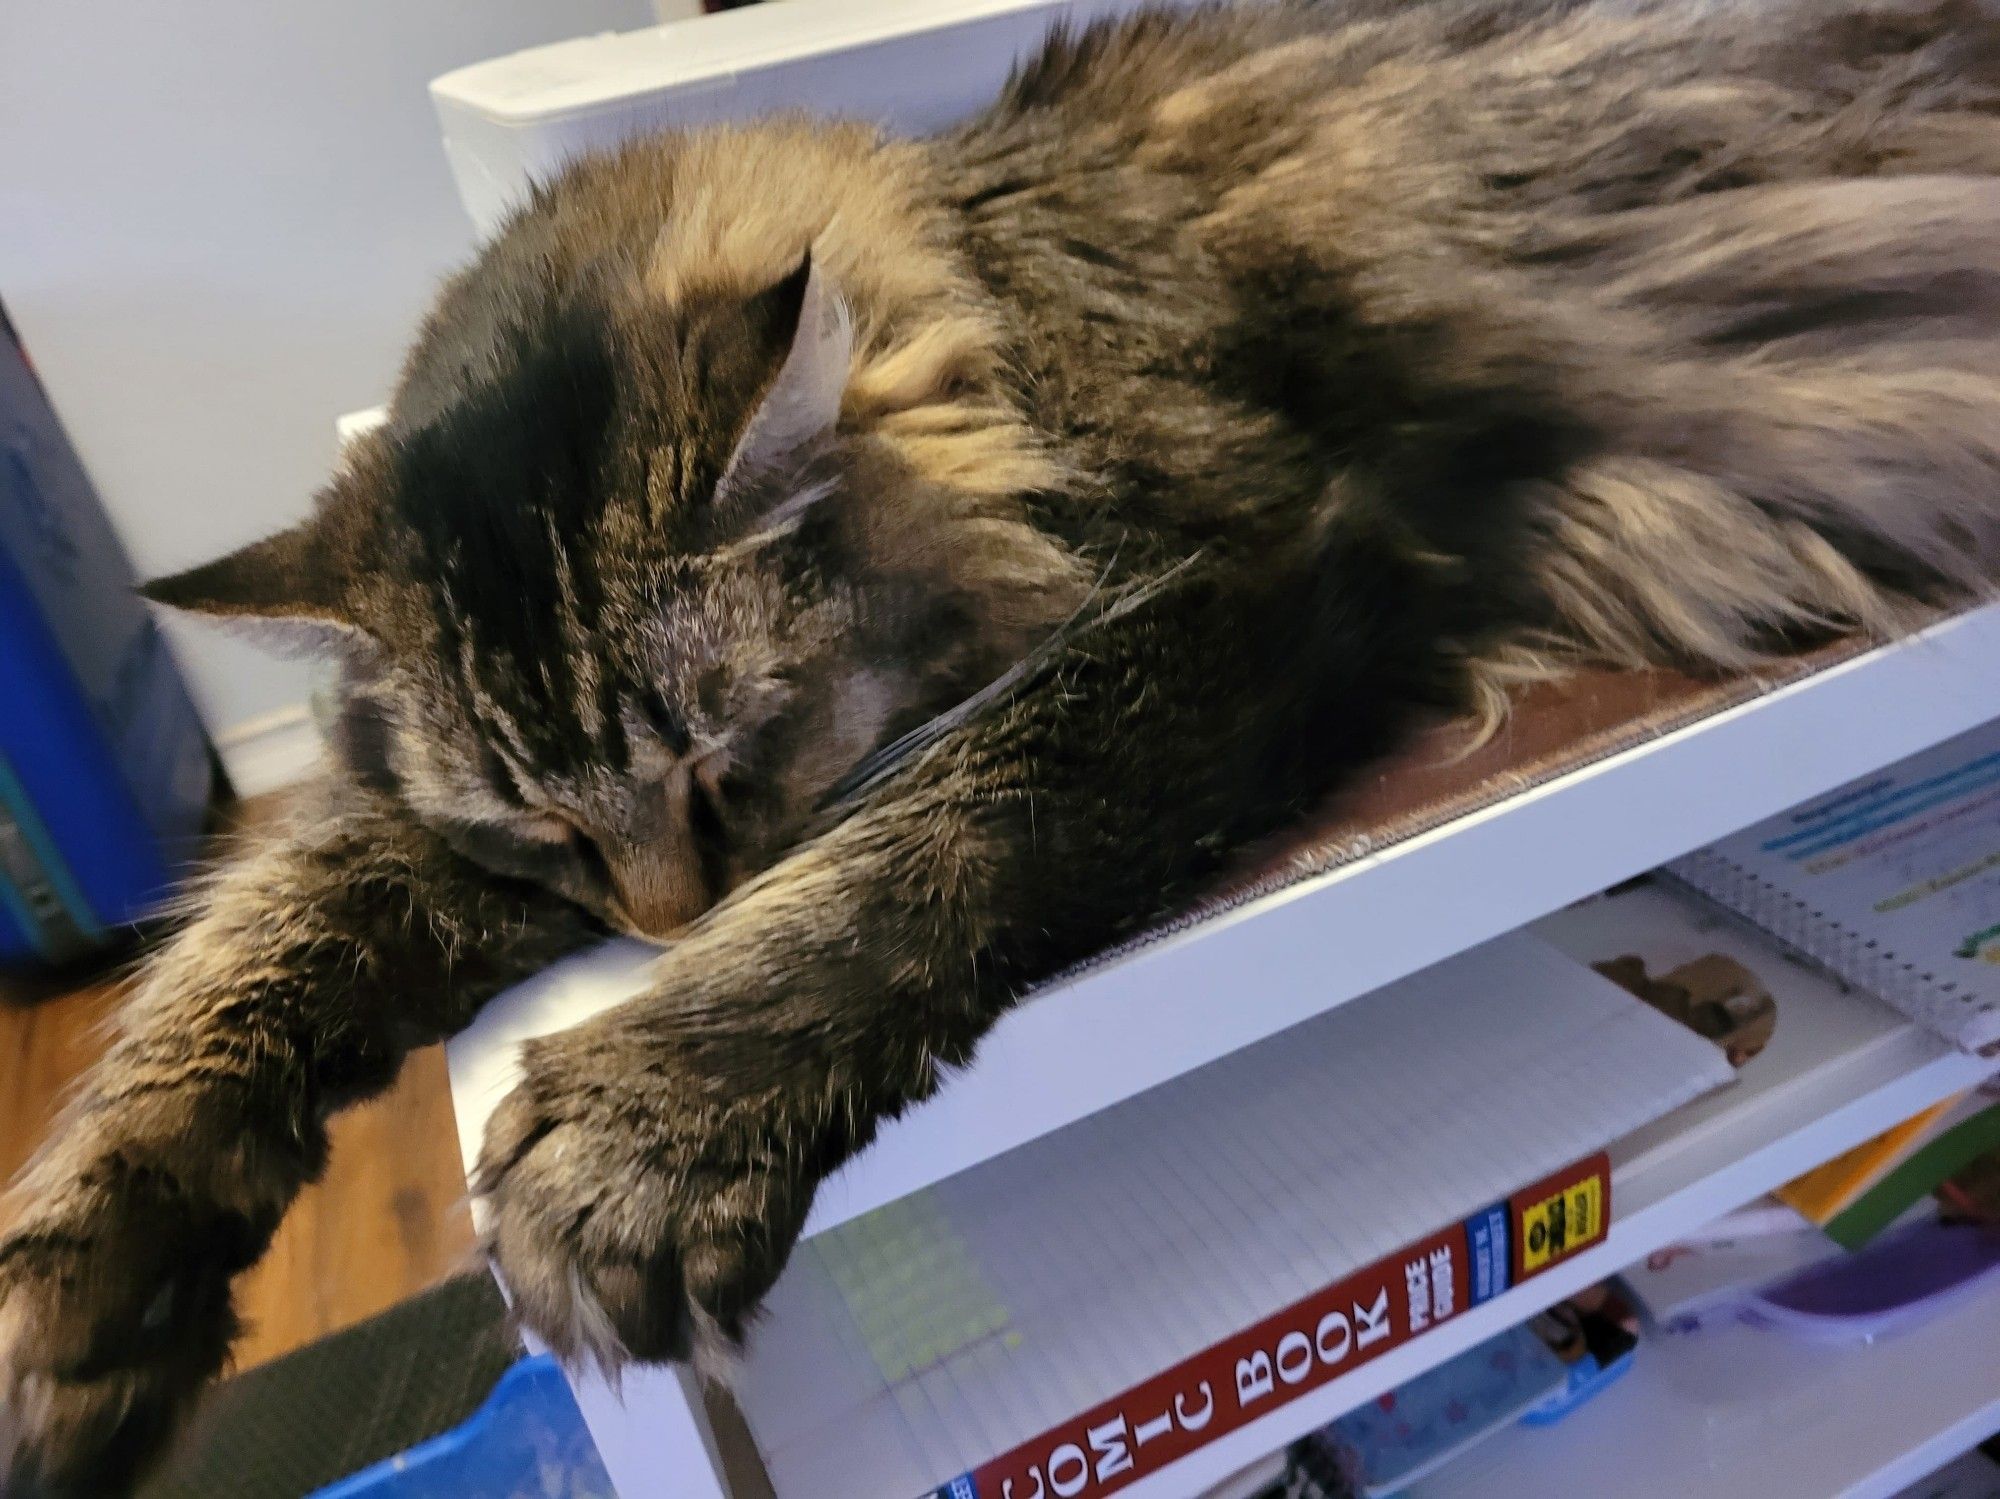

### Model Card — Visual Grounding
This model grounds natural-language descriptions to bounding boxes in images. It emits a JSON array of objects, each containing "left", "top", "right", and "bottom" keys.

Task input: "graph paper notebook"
[
  {"left": 731, "top": 933, "right": 1734, "bottom": 1499},
  {"left": 1671, "top": 719, "right": 2000, "bottom": 1055}
]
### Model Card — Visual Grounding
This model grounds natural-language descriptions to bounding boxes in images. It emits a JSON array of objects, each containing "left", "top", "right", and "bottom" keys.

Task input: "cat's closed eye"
[
  {"left": 564, "top": 824, "right": 616, "bottom": 895},
  {"left": 432, "top": 814, "right": 588, "bottom": 895}
]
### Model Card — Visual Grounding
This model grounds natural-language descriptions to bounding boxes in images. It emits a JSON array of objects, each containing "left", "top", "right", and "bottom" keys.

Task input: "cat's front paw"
[
  {"left": 0, "top": 1144, "right": 256, "bottom": 1497},
  {"left": 475, "top": 1029, "right": 821, "bottom": 1379}
]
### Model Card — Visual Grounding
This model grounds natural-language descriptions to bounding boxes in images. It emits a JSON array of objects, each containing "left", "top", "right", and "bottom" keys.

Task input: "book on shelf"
[
  {"left": 1531, "top": 873, "right": 1965, "bottom": 1202},
  {"left": 931, "top": 1155, "right": 1610, "bottom": 1499},
  {"left": 1669, "top": 718, "right": 2000, "bottom": 1055},
  {"left": 730, "top": 935, "right": 1734, "bottom": 1499},
  {"left": 1776, "top": 1095, "right": 1966, "bottom": 1226},
  {"left": 1821, "top": 1089, "right": 2000, "bottom": 1249}
]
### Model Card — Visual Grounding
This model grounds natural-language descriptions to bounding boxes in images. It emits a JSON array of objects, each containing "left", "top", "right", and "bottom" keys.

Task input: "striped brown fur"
[{"left": 10, "top": 1, "right": 2000, "bottom": 1488}]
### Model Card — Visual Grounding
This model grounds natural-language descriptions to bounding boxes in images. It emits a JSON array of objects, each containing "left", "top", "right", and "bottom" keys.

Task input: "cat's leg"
[
  {"left": 0, "top": 782, "right": 594, "bottom": 1497},
  {"left": 475, "top": 565, "right": 1428, "bottom": 1373}
]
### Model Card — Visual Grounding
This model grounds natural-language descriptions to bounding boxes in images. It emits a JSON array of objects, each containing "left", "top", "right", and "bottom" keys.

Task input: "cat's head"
[{"left": 147, "top": 247, "right": 1077, "bottom": 941}]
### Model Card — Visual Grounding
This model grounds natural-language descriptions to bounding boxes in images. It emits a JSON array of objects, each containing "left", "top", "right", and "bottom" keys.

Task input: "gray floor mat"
[{"left": 142, "top": 1274, "right": 519, "bottom": 1499}]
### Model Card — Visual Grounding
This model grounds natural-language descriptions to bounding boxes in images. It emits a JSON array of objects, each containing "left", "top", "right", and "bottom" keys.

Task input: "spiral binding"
[{"left": 1668, "top": 849, "right": 1998, "bottom": 1051}]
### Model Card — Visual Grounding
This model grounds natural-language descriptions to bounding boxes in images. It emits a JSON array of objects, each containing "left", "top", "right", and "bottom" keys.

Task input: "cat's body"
[{"left": 9, "top": 0, "right": 2000, "bottom": 1489}]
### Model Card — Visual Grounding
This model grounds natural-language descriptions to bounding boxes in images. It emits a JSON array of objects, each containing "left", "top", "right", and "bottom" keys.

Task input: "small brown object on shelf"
[{"left": 1594, "top": 952, "right": 1778, "bottom": 1067}]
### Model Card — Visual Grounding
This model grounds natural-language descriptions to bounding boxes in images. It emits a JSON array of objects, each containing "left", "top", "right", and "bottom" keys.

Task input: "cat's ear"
[
  {"left": 716, "top": 250, "right": 853, "bottom": 507},
  {"left": 141, "top": 519, "right": 371, "bottom": 657}
]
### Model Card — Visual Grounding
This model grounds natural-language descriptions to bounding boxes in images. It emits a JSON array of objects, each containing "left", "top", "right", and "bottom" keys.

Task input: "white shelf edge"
[
  {"left": 427, "top": 0, "right": 1197, "bottom": 235},
  {"left": 802, "top": 604, "right": 2000, "bottom": 1237},
  {"left": 442, "top": 697, "right": 2000, "bottom": 1499},
  {"left": 566, "top": 1362, "right": 730, "bottom": 1499},
  {"left": 429, "top": 0, "right": 1075, "bottom": 125},
  {"left": 1855, "top": 1385, "right": 2000, "bottom": 1499},
  {"left": 1408, "top": 1229, "right": 2000, "bottom": 1499},
  {"left": 1408, "top": 1279, "right": 2000, "bottom": 1499},
  {"left": 578, "top": 1013, "right": 1997, "bottom": 1499},
  {"left": 1075, "top": 1041, "right": 1999, "bottom": 1499},
  {"left": 444, "top": 607, "right": 2000, "bottom": 1237}
]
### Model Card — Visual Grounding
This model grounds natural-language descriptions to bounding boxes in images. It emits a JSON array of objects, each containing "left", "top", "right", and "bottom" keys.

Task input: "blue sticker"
[{"left": 1464, "top": 1204, "right": 1512, "bottom": 1306}]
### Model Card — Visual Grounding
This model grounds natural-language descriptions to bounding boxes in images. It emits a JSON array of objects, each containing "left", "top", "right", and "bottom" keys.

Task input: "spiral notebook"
[{"left": 1669, "top": 719, "right": 2000, "bottom": 1056}]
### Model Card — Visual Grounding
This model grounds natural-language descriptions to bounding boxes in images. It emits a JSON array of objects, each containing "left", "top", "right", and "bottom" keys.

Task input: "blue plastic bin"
[
  {"left": 310, "top": 1355, "right": 615, "bottom": 1499},
  {"left": 0, "top": 305, "right": 212, "bottom": 964}
]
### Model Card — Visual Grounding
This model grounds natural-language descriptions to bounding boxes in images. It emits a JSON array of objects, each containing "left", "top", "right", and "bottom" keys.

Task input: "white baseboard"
[{"left": 214, "top": 702, "right": 323, "bottom": 798}]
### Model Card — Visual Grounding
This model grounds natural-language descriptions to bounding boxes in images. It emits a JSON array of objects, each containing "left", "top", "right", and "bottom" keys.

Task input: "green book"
[{"left": 1825, "top": 1099, "right": 2000, "bottom": 1250}]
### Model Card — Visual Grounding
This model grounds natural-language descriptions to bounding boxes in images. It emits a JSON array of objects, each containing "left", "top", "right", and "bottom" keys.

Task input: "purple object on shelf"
[{"left": 1745, "top": 1218, "right": 2000, "bottom": 1344}]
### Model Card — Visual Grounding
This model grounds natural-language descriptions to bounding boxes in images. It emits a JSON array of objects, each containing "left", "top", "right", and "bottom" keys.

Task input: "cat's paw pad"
[
  {"left": 0, "top": 1172, "right": 243, "bottom": 1496},
  {"left": 475, "top": 1049, "right": 810, "bottom": 1382}
]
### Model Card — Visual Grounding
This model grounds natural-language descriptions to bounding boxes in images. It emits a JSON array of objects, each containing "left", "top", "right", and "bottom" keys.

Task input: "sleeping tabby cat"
[{"left": 9, "top": 0, "right": 2000, "bottom": 1489}]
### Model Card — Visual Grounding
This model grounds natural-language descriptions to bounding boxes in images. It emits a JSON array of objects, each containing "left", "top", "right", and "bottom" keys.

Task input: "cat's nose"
[{"left": 606, "top": 849, "right": 712, "bottom": 941}]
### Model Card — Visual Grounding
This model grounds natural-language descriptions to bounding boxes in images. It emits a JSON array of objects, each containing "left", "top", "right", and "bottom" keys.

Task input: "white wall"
[{"left": 0, "top": 0, "right": 658, "bottom": 787}]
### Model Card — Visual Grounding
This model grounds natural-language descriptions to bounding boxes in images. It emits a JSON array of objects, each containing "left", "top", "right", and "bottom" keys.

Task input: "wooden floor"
[{"left": 0, "top": 965, "right": 469, "bottom": 1370}]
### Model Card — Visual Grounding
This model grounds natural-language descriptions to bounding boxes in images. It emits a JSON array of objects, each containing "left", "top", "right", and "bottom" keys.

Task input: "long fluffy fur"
[
  {"left": 10, "top": 3, "right": 2000, "bottom": 1493},
  {"left": 984, "top": 0, "right": 2000, "bottom": 687}
]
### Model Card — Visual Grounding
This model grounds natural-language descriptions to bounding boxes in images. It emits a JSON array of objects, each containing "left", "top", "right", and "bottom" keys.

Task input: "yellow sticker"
[{"left": 1519, "top": 1173, "right": 1605, "bottom": 1274}]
